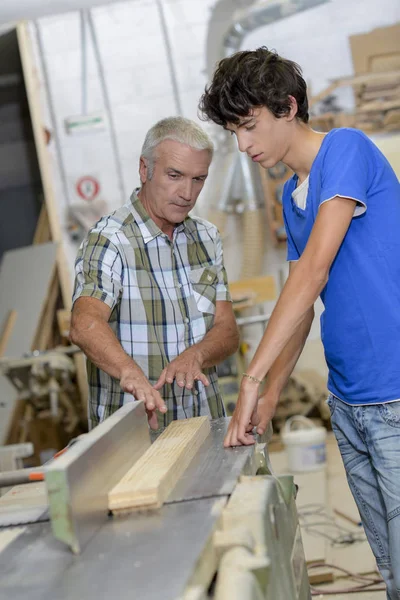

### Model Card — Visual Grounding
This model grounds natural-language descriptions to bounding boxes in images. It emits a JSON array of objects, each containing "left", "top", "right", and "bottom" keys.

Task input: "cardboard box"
[{"left": 350, "top": 23, "right": 400, "bottom": 74}]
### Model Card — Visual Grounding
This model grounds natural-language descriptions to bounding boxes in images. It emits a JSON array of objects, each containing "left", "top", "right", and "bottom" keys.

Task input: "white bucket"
[{"left": 281, "top": 415, "right": 327, "bottom": 473}]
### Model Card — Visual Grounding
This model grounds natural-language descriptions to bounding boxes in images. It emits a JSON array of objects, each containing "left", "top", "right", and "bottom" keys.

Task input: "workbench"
[{"left": 0, "top": 405, "right": 312, "bottom": 600}]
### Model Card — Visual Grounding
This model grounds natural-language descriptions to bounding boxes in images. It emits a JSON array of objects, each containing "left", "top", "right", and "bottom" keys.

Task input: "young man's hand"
[
  {"left": 120, "top": 367, "right": 167, "bottom": 429},
  {"left": 253, "top": 391, "right": 279, "bottom": 436},
  {"left": 223, "top": 379, "right": 260, "bottom": 447},
  {"left": 153, "top": 348, "right": 210, "bottom": 391}
]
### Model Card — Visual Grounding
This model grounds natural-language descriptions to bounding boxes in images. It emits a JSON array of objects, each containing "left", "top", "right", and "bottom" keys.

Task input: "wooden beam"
[
  {"left": 16, "top": 22, "right": 72, "bottom": 310},
  {"left": 109, "top": 416, "right": 211, "bottom": 512},
  {"left": 31, "top": 268, "right": 59, "bottom": 351},
  {"left": 33, "top": 202, "right": 51, "bottom": 245},
  {"left": 17, "top": 22, "right": 89, "bottom": 411},
  {"left": 0, "top": 310, "right": 18, "bottom": 357},
  {"left": 357, "top": 97, "right": 400, "bottom": 114},
  {"left": 309, "top": 70, "right": 400, "bottom": 108}
]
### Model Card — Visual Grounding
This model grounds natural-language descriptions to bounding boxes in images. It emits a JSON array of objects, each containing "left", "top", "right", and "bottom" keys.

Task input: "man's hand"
[
  {"left": 223, "top": 379, "right": 260, "bottom": 447},
  {"left": 153, "top": 348, "right": 210, "bottom": 391},
  {"left": 120, "top": 367, "right": 167, "bottom": 429}
]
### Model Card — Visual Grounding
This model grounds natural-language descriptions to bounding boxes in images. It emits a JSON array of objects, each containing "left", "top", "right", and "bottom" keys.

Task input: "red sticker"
[{"left": 76, "top": 176, "right": 100, "bottom": 201}]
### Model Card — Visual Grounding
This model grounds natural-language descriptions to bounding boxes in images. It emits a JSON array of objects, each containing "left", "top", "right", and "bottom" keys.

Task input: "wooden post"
[{"left": 17, "top": 21, "right": 88, "bottom": 411}]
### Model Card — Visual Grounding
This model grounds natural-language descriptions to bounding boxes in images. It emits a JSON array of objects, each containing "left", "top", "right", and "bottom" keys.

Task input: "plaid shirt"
[{"left": 73, "top": 191, "right": 231, "bottom": 429}]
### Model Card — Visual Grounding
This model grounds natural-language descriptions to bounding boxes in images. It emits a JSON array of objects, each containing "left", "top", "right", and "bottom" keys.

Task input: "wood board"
[
  {"left": 0, "top": 310, "right": 18, "bottom": 357},
  {"left": 16, "top": 23, "right": 88, "bottom": 412},
  {"left": 109, "top": 416, "right": 211, "bottom": 512},
  {"left": 16, "top": 22, "right": 71, "bottom": 310}
]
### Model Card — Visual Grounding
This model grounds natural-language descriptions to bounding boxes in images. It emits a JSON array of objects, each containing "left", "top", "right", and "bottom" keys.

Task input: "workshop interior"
[{"left": 0, "top": 0, "right": 399, "bottom": 598}]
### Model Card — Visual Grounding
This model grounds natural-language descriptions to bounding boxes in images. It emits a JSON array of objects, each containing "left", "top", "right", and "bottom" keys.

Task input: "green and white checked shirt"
[{"left": 73, "top": 191, "right": 232, "bottom": 429}]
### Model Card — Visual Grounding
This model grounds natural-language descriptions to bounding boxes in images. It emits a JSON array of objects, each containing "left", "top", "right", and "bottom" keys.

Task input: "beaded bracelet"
[{"left": 242, "top": 372, "right": 263, "bottom": 384}]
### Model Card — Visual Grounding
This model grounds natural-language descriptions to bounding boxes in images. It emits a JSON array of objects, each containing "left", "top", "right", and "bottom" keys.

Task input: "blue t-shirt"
[{"left": 283, "top": 128, "right": 400, "bottom": 404}]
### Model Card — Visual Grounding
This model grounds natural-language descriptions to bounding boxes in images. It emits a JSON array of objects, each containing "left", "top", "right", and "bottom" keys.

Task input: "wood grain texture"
[
  {"left": 0, "top": 310, "right": 17, "bottom": 357},
  {"left": 109, "top": 416, "right": 211, "bottom": 512}
]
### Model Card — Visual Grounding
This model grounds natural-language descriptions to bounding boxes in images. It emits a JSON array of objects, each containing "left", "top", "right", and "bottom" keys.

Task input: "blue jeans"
[{"left": 327, "top": 394, "right": 400, "bottom": 600}]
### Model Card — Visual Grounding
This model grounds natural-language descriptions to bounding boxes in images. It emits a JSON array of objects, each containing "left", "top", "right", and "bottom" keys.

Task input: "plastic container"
[{"left": 281, "top": 415, "right": 327, "bottom": 472}]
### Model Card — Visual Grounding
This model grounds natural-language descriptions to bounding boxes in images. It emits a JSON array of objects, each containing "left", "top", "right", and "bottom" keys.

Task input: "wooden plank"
[
  {"left": 73, "top": 353, "right": 88, "bottom": 422},
  {"left": 109, "top": 416, "right": 211, "bottom": 512},
  {"left": 17, "top": 23, "right": 88, "bottom": 409},
  {"left": 229, "top": 275, "right": 277, "bottom": 307},
  {"left": 308, "top": 567, "right": 334, "bottom": 585},
  {"left": 309, "top": 70, "right": 400, "bottom": 108},
  {"left": 357, "top": 97, "right": 400, "bottom": 114},
  {"left": 33, "top": 202, "right": 51, "bottom": 245},
  {"left": 57, "top": 309, "right": 70, "bottom": 340},
  {"left": 31, "top": 267, "right": 59, "bottom": 351},
  {"left": 0, "top": 310, "right": 18, "bottom": 357},
  {"left": 16, "top": 22, "right": 72, "bottom": 310}
]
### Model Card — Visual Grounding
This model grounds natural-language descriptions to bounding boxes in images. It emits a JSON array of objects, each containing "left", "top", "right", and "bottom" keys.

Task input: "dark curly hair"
[{"left": 199, "top": 47, "right": 309, "bottom": 126}]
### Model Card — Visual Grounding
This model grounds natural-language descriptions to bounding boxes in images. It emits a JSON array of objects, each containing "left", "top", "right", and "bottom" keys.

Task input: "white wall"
[
  {"left": 246, "top": 0, "right": 400, "bottom": 113},
  {"left": 29, "top": 0, "right": 400, "bottom": 345}
]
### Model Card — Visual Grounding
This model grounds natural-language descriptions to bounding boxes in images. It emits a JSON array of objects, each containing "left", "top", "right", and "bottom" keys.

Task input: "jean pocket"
[
  {"left": 327, "top": 393, "right": 337, "bottom": 416},
  {"left": 378, "top": 401, "right": 400, "bottom": 428}
]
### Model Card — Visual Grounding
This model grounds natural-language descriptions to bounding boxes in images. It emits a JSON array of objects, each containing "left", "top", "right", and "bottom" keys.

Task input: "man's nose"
[
  {"left": 179, "top": 179, "right": 193, "bottom": 201},
  {"left": 236, "top": 132, "right": 250, "bottom": 154}
]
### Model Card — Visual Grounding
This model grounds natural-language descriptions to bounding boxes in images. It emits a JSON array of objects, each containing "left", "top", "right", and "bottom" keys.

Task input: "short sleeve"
[
  {"left": 320, "top": 130, "right": 373, "bottom": 216},
  {"left": 283, "top": 203, "right": 300, "bottom": 262},
  {"left": 214, "top": 229, "right": 232, "bottom": 302},
  {"left": 72, "top": 231, "right": 123, "bottom": 310}
]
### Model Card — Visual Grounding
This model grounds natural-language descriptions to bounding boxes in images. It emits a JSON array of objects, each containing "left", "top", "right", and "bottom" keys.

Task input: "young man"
[
  {"left": 200, "top": 47, "right": 400, "bottom": 598},
  {"left": 70, "top": 117, "right": 239, "bottom": 431}
]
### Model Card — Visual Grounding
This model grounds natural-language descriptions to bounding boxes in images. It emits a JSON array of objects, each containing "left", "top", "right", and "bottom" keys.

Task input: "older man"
[{"left": 70, "top": 117, "right": 239, "bottom": 430}]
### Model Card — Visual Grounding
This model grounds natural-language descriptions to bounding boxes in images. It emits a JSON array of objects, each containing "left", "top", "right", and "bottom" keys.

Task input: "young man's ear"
[
  {"left": 139, "top": 156, "right": 148, "bottom": 184},
  {"left": 286, "top": 95, "right": 299, "bottom": 122}
]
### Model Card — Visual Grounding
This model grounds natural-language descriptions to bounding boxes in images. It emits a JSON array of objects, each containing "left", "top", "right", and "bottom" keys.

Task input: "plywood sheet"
[{"left": 0, "top": 242, "right": 57, "bottom": 443}]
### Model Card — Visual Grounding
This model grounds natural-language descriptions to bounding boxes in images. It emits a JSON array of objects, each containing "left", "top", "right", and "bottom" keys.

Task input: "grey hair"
[{"left": 140, "top": 116, "right": 214, "bottom": 179}]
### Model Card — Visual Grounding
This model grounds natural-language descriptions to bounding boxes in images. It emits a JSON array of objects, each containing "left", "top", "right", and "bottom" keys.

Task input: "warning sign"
[{"left": 75, "top": 176, "right": 100, "bottom": 201}]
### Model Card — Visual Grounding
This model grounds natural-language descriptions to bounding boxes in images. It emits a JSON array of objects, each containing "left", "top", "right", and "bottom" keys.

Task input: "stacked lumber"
[
  {"left": 353, "top": 71, "right": 400, "bottom": 132},
  {"left": 350, "top": 23, "right": 400, "bottom": 133},
  {"left": 309, "top": 23, "right": 400, "bottom": 134},
  {"left": 309, "top": 71, "right": 400, "bottom": 134}
]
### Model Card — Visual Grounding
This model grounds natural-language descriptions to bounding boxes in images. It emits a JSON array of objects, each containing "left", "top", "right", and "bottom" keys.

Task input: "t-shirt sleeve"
[
  {"left": 320, "top": 129, "right": 373, "bottom": 216},
  {"left": 283, "top": 201, "right": 300, "bottom": 262},
  {"left": 72, "top": 231, "right": 123, "bottom": 310}
]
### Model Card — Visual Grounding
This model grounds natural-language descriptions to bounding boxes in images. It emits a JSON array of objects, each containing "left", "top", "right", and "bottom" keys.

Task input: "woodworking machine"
[{"left": 0, "top": 403, "right": 311, "bottom": 600}]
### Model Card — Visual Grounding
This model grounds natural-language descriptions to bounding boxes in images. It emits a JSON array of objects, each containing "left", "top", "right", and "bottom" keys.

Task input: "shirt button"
[
  {"left": 184, "top": 317, "right": 189, "bottom": 324},
  {"left": 194, "top": 390, "right": 199, "bottom": 396},
  {"left": 178, "top": 283, "right": 183, "bottom": 288},
  {"left": 207, "top": 274, "right": 212, "bottom": 282}
]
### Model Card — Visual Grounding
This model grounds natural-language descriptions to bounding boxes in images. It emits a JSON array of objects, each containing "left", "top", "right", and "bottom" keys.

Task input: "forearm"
[
  {"left": 247, "top": 261, "right": 327, "bottom": 381},
  {"left": 263, "top": 306, "right": 314, "bottom": 397},
  {"left": 70, "top": 315, "right": 141, "bottom": 380},
  {"left": 193, "top": 319, "right": 239, "bottom": 369}
]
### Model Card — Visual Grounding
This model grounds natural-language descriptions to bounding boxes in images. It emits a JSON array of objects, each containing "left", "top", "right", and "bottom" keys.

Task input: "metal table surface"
[{"left": 0, "top": 419, "right": 255, "bottom": 600}]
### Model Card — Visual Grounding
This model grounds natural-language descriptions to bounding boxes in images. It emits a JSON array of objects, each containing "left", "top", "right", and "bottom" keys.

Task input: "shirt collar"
[{"left": 130, "top": 189, "right": 196, "bottom": 244}]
